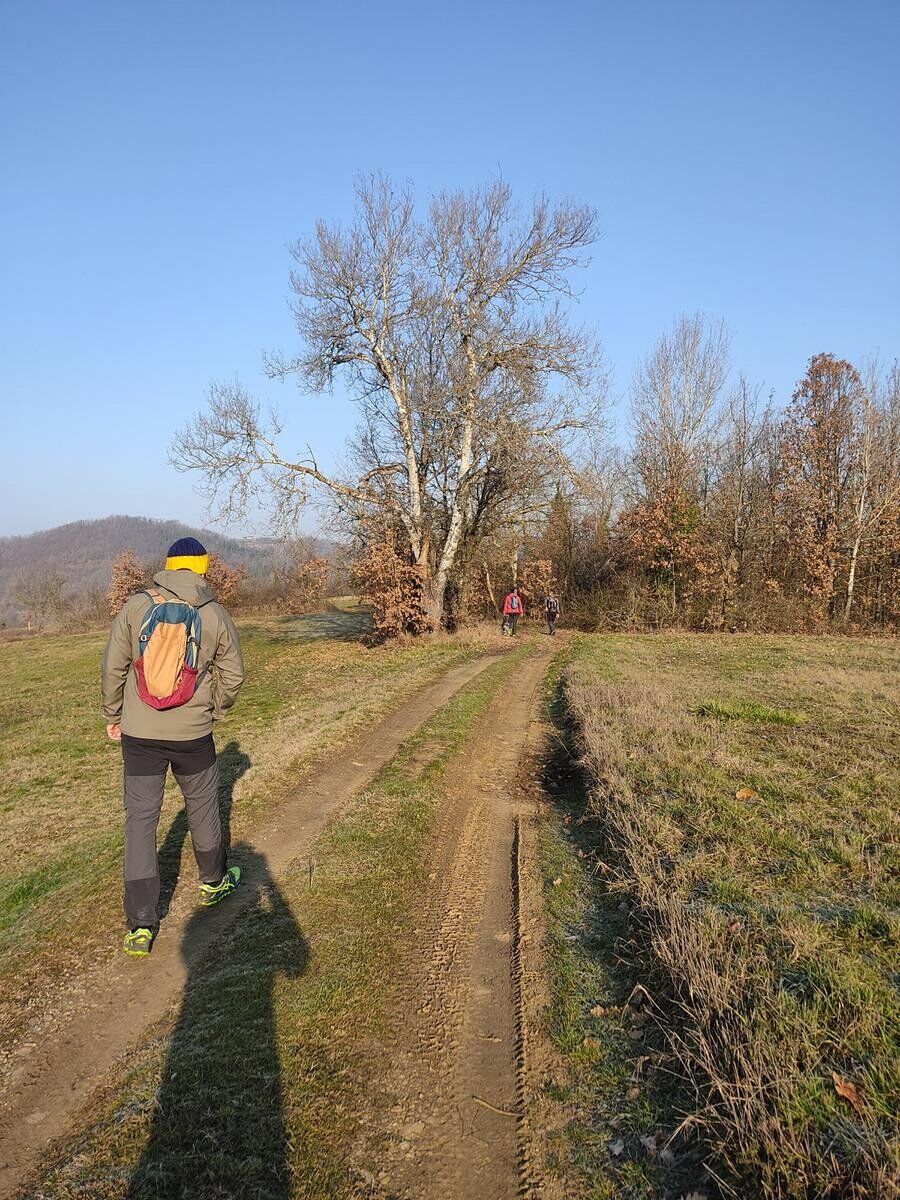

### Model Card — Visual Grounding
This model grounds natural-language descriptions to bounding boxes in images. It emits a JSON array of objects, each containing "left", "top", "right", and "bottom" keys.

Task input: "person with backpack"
[
  {"left": 544, "top": 590, "right": 561, "bottom": 635},
  {"left": 101, "top": 537, "right": 245, "bottom": 957},
  {"left": 502, "top": 586, "right": 524, "bottom": 635}
]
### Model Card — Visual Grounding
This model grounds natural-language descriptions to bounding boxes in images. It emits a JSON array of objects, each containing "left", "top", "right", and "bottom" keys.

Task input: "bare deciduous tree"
[
  {"left": 843, "top": 359, "right": 900, "bottom": 621},
  {"left": 13, "top": 567, "right": 69, "bottom": 631},
  {"left": 709, "top": 377, "right": 772, "bottom": 625},
  {"left": 623, "top": 314, "right": 730, "bottom": 616},
  {"left": 172, "top": 175, "right": 605, "bottom": 627},
  {"left": 631, "top": 313, "right": 730, "bottom": 503}
]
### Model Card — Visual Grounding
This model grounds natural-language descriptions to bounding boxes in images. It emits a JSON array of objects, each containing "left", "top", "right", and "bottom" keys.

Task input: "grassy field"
[
  {"left": 0, "top": 611, "right": 495, "bottom": 1055},
  {"left": 19, "top": 646, "right": 530, "bottom": 1199},
  {"left": 541, "top": 635, "right": 899, "bottom": 1199},
  {"left": 6, "top": 627, "right": 898, "bottom": 1198}
]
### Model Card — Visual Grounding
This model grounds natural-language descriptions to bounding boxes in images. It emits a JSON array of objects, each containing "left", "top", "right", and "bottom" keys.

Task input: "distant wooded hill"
[{"left": 0, "top": 515, "right": 332, "bottom": 625}]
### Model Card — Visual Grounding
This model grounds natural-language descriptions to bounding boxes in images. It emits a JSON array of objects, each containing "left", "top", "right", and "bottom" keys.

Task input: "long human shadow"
[
  {"left": 157, "top": 740, "right": 251, "bottom": 918},
  {"left": 127, "top": 841, "right": 308, "bottom": 1198}
]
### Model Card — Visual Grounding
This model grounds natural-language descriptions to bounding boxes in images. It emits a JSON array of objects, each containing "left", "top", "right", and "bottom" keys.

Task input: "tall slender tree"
[{"left": 780, "top": 354, "right": 862, "bottom": 622}]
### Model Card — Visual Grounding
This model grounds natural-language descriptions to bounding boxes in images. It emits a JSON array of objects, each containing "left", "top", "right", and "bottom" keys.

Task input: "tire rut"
[{"left": 354, "top": 641, "right": 557, "bottom": 1200}]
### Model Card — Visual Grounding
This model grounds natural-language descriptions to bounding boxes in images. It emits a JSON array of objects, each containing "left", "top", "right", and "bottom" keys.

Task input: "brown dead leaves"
[
  {"left": 832, "top": 1071, "right": 864, "bottom": 1113},
  {"left": 735, "top": 785, "right": 761, "bottom": 801},
  {"left": 352, "top": 528, "right": 433, "bottom": 638}
]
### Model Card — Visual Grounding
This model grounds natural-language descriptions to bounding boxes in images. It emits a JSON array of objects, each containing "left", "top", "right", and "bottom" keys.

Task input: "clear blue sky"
[{"left": 2, "top": 0, "right": 898, "bottom": 537}]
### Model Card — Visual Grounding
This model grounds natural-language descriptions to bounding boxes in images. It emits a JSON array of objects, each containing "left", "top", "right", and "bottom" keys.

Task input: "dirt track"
[
  {"left": 0, "top": 654, "right": 501, "bottom": 1197},
  {"left": 353, "top": 641, "right": 558, "bottom": 1199},
  {"left": 1, "top": 639, "right": 563, "bottom": 1200}
]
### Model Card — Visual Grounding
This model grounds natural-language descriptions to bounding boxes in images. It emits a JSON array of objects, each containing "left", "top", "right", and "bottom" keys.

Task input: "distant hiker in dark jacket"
[
  {"left": 544, "top": 591, "right": 561, "bottom": 635},
  {"left": 502, "top": 588, "right": 524, "bottom": 635},
  {"left": 101, "top": 537, "right": 245, "bottom": 957}
]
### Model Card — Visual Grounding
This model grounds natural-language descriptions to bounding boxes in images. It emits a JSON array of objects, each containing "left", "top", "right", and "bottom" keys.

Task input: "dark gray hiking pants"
[{"left": 122, "top": 734, "right": 226, "bottom": 928}]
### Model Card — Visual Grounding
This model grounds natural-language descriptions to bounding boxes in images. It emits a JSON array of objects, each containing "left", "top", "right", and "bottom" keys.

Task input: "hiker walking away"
[
  {"left": 502, "top": 587, "right": 524, "bottom": 635},
  {"left": 545, "top": 590, "right": 561, "bottom": 636},
  {"left": 101, "top": 537, "right": 245, "bottom": 957}
]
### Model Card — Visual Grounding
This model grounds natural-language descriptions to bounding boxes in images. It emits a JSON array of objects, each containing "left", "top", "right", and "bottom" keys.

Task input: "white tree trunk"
[
  {"left": 431, "top": 349, "right": 477, "bottom": 625},
  {"left": 844, "top": 533, "right": 862, "bottom": 622}
]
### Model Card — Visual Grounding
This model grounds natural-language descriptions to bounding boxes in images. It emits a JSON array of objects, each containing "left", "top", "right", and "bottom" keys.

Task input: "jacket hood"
[{"left": 153, "top": 568, "right": 216, "bottom": 606}]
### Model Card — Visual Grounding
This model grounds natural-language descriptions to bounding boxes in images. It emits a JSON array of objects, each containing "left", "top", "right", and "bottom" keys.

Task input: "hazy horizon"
[{"left": 0, "top": 512, "right": 306, "bottom": 544}]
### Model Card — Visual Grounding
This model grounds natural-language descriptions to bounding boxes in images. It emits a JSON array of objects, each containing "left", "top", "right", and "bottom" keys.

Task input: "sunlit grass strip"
[{"left": 693, "top": 698, "right": 806, "bottom": 725}]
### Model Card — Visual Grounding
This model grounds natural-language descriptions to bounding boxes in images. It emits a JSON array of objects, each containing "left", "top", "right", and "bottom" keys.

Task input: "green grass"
[
  {"left": 22, "top": 645, "right": 532, "bottom": 1200},
  {"left": 556, "top": 634, "right": 900, "bottom": 1199},
  {"left": 693, "top": 697, "right": 806, "bottom": 724},
  {"left": 0, "top": 852, "right": 97, "bottom": 933},
  {"left": 0, "top": 615, "right": 493, "bottom": 1054}
]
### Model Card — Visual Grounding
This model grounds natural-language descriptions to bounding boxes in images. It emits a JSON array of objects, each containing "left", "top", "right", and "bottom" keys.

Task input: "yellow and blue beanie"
[{"left": 165, "top": 536, "right": 209, "bottom": 574}]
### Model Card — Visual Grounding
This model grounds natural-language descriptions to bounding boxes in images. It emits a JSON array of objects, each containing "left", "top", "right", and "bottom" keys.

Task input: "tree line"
[
  {"left": 171, "top": 175, "right": 898, "bottom": 635},
  {"left": 544, "top": 336, "right": 899, "bottom": 632},
  {"left": 9, "top": 178, "right": 896, "bottom": 637}
]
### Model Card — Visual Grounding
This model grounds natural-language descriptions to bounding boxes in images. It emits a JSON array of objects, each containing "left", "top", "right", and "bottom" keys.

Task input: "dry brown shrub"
[
  {"left": 281, "top": 555, "right": 329, "bottom": 614},
  {"left": 518, "top": 558, "right": 555, "bottom": 613},
  {"left": 106, "top": 549, "right": 150, "bottom": 616},
  {"left": 614, "top": 489, "right": 717, "bottom": 621},
  {"left": 352, "top": 529, "right": 433, "bottom": 640},
  {"left": 205, "top": 554, "right": 248, "bottom": 607}
]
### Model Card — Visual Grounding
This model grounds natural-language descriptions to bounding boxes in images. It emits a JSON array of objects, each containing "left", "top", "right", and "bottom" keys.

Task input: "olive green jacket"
[{"left": 101, "top": 569, "right": 245, "bottom": 741}]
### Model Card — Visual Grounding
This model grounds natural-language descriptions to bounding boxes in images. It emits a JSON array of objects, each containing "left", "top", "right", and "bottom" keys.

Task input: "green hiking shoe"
[
  {"left": 123, "top": 927, "right": 155, "bottom": 957},
  {"left": 199, "top": 865, "right": 243, "bottom": 907}
]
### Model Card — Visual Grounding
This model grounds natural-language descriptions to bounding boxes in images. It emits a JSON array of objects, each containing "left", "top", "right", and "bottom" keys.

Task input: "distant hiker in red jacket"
[{"left": 502, "top": 587, "right": 524, "bottom": 635}]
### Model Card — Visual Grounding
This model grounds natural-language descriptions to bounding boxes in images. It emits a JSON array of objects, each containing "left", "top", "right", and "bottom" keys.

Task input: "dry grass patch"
[{"left": 563, "top": 635, "right": 899, "bottom": 1199}]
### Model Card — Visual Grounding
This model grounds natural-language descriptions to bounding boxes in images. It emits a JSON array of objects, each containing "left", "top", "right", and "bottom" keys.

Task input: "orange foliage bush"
[
  {"left": 107, "top": 549, "right": 150, "bottom": 616},
  {"left": 518, "top": 558, "right": 555, "bottom": 613},
  {"left": 353, "top": 528, "right": 433, "bottom": 639},
  {"left": 205, "top": 554, "right": 248, "bottom": 607},
  {"left": 615, "top": 489, "right": 716, "bottom": 621}
]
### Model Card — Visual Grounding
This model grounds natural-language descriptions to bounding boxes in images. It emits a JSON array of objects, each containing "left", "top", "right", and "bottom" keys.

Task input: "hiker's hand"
[{"left": 106, "top": 723, "right": 122, "bottom": 741}]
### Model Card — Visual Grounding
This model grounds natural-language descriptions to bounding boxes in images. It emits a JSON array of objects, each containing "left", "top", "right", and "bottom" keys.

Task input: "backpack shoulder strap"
[{"left": 143, "top": 586, "right": 199, "bottom": 610}]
